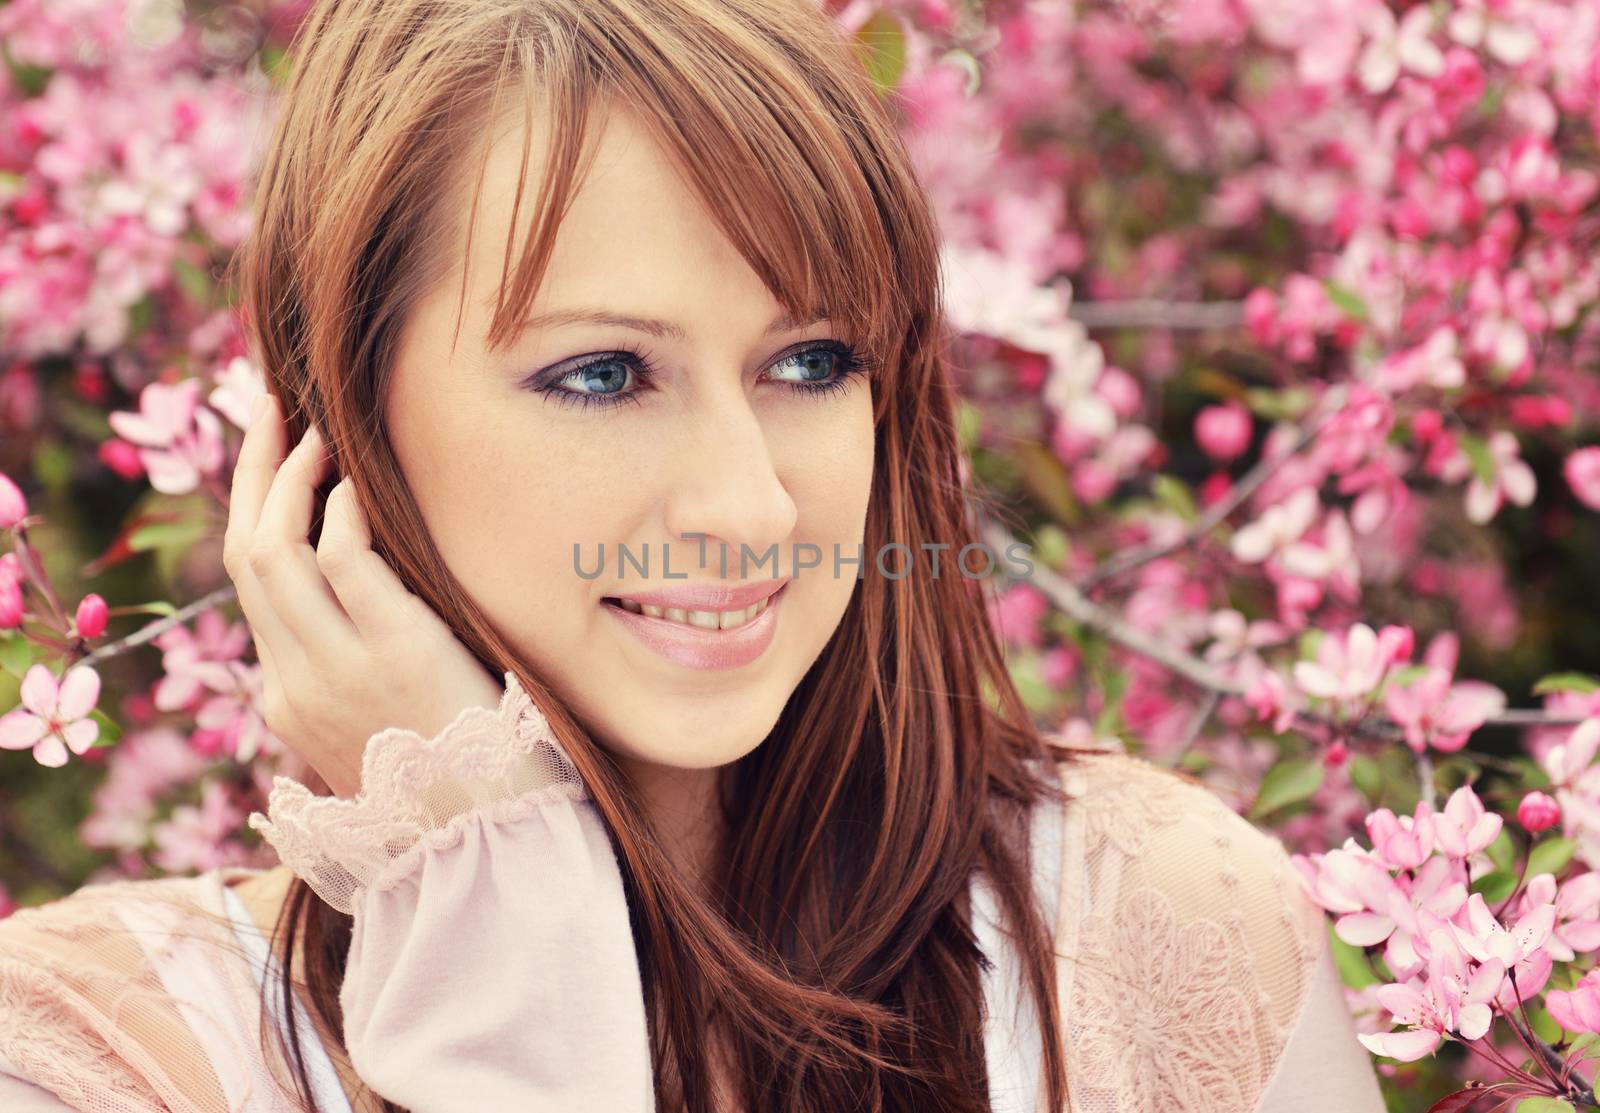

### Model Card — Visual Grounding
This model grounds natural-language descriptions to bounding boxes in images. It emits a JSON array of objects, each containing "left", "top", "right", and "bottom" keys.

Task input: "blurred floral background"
[{"left": 3, "top": 0, "right": 1600, "bottom": 1108}]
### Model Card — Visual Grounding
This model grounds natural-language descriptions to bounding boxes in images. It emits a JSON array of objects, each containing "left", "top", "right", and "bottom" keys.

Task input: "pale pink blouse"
[{"left": 0, "top": 671, "right": 1385, "bottom": 1111}]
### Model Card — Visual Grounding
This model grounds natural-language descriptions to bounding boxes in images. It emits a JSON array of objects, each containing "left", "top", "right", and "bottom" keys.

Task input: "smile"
[
  {"left": 600, "top": 582, "right": 788, "bottom": 671},
  {"left": 603, "top": 596, "right": 772, "bottom": 630}
]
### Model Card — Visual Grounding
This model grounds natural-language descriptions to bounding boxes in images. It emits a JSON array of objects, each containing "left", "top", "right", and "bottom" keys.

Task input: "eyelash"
[{"left": 531, "top": 340, "right": 876, "bottom": 411}]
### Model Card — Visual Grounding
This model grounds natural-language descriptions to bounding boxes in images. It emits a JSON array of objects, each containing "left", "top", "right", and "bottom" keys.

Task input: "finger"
[
  {"left": 224, "top": 394, "right": 301, "bottom": 670},
  {"left": 317, "top": 477, "right": 428, "bottom": 642},
  {"left": 224, "top": 393, "right": 286, "bottom": 559},
  {"left": 250, "top": 423, "right": 362, "bottom": 655}
]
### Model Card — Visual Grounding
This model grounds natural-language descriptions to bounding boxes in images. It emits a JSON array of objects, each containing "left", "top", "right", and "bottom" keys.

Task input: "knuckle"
[
  {"left": 246, "top": 544, "right": 278, "bottom": 579},
  {"left": 315, "top": 539, "right": 354, "bottom": 574}
]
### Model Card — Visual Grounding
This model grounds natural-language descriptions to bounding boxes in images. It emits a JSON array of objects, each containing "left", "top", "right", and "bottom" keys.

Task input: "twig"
[
  {"left": 79, "top": 584, "right": 238, "bottom": 667},
  {"left": 1079, "top": 382, "right": 1350, "bottom": 591},
  {"left": 1066, "top": 299, "right": 1244, "bottom": 330},
  {"left": 982, "top": 515, "right": 1598, "bottom": 742}
]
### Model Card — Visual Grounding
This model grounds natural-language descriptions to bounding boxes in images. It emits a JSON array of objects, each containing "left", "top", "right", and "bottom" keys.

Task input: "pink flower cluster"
[{"left": 1294, "top": 784, "right": 1600, "bottom": 1059}]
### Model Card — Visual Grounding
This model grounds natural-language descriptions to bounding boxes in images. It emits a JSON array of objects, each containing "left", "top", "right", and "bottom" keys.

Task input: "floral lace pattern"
[
  {"left": 0, "top": 873, "right": 303, "bottom": 1112},
  {"left": 1054, "top": 752, "right": 1326, "bottom": 1113},
  {"left": 246, "top": 671, "right": 587, "bottom": 915}
]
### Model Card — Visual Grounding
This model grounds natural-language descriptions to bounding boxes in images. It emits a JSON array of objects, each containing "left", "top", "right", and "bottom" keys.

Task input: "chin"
[{"left": 599, "top": 702, "right": 784, "bottom": 771}]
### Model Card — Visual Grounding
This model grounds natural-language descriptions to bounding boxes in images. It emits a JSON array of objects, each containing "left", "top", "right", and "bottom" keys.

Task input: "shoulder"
[
  {"left": 0, "top": 868, "right": 286, "bottom": 1111},
  {"left": 1050, "top": 750, "right": 1331, "bottom": 1112}
]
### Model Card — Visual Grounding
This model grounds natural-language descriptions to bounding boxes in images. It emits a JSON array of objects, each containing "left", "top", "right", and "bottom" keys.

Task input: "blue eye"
[{"left": 530, "top": 341, "right": 874, "bottom": 411}]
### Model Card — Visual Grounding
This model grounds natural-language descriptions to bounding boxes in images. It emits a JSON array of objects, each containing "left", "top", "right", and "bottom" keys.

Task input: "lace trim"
[{"left": 246, "top": 671, "right": 587, "bottom": 915}]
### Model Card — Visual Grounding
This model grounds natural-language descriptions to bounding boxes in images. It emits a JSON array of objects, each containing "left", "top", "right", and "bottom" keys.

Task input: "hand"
[{"left": 222, "top": 393, "right": 505, "bottom": 797}]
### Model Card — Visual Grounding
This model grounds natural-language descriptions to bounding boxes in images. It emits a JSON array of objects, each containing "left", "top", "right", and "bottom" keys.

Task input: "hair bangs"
[{"left": 469, "top": 0, "right": 905, "bottom": 381}]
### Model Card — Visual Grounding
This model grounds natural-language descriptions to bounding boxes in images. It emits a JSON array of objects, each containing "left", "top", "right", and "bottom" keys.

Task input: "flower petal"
[
  {"left": 60, "top": 718, "right": 99, "bottom": 756},
  {"left": 19, "top": 663, "right": 59, "bottom": 717},
  {"left": 0, "top": 710, "right": 46, "bottom": 750},
  {"left": 55, "top": 666, "right": 101, "bottom": 720}
]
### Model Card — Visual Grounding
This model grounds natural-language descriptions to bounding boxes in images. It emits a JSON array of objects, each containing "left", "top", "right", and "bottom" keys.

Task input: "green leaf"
[
  {"left": 1243, "top": 385, "right": 1314, "bottom": 421},
  {"left": 111, "top": 601, "right": 179, "bottom": 619},
  {"left": 854, "top": 10, "right": 906, "bottom": 93},
  {"left": 1031, "top": 524, "right": 1071, "bottom": 571},
  {"left": 1530, "top": 1004, "right": 1563, "bottom": 1045},
  {"left": 1384, "top": 663, "right": 1435, "bottom": 689},
  {"left": 1329, "top": 926, "right": 1379, "bottom": 989},
  {"left": 171, "top": 258, "right": 214, "bottom": 307},
  {"left": 1487, "top": 828, "right": 1517, "bottom": 872},
  {"left": 1458, "top": 432, "right": 1497, "bottom": 487},
  {"left": 1322, "top": 280, "right": 1369, "bottom": 322},
  {"left": 955, "top": 400, "right": 982, "bottom": 453},
  {"left": 1514, "top": 1099, "right": 1575, "bottom": 1113},
  {"left": 1150, "top": 475, "right": 1198, "bottom": 523},
  {"left": 128, "top": 518, "right": 210, "bottom": 553},
  {"left": 1527, "top": 837, "right": 1578, "bottom": 880},
  {"left": 86, "top": 709, "right": 122, "bottom": 750},
  {"left": 1250, "top": 758, "right": 1324, "bottom": 820},
  {"left": 1470, "top": 869, "right": 1517, "bottom": 904},
  {"left": 1, "top": 41, "right": 52, "bottom": 97},
  {"left": 0, "top": 634, "right": 35, "bottom": 682},
  {"left": 1533, "top": 672, "right": 1600, "bottom": 695},
  {"left": 1349, "top": 755, "right": 1383, "bottom": 805},
  {"left": 31, "top": 439, "right": 75, "bottom": 495}
]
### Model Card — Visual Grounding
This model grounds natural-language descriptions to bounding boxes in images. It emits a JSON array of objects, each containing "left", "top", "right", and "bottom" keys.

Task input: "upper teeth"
[{"left": 614, "top": 597, "right": 771, "bottom": 630}]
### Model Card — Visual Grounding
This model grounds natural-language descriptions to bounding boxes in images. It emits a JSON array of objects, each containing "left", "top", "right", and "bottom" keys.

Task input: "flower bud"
[
  {"left": 75, "top": 593, "right": 109, "bottom": 639},
  {"left": 0, "top": 473, "right": 26, "bottom": 529},
  {"left": 1517, "top": 790, "right": 1561, "bottom": 834}
]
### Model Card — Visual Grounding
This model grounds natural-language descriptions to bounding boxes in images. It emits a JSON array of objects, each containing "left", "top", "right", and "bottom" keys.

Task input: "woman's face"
[{"left": 387, "top": 103, "right": 875, "bottom": 773}]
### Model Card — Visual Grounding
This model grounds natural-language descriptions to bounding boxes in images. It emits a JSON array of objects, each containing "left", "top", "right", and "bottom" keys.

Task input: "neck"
[{"left": 613, "top": 756, "right": 726, "bottom": 900}]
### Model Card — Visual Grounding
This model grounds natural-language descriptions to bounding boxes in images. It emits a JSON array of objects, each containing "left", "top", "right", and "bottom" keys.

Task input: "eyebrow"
[{"left": 516, "top": 307, "right": 829, "bottom": 341}]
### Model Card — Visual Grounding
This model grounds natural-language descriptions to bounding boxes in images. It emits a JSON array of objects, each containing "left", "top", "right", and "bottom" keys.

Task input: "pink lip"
[
  {"left": 601, "top": 583, "right": 787, "bottom": 671},
  {"left": 604, "top": 578, "right": 788, "bottom": 610}
]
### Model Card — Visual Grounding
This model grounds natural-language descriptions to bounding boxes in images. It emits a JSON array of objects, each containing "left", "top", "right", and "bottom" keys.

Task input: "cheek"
[{"left": 390, "top": 400, "right": 618, "bottom": 636}]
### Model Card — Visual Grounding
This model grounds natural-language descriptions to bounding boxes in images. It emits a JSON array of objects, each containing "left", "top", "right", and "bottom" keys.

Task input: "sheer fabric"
[{"left": 0, "top": 671, "right": 1383, "bottom": 1111}]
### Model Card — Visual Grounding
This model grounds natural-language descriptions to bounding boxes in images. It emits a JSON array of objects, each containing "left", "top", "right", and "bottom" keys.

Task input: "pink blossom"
[
  {"left": 1548, "top": 969, "right": 1600, "bottom": 1033},
  {"left": 150, "top": 780, "right": 249, "bottom": 873},
  {"left": 152, "top": 609, "right": 252, "bottom": 712},
  {"left": 1195, "top": 401, "right": 1253, "bottom": 462},
  {"left": 1359, "top": 931, "right": 1504, "bottom": 1061},
  {"left": 80, "top": 726, "right": 206, "bottom": 853},
  {"left": 1293, "top": 622, "right": 1390, "bottom": 710},
  {"left": 1231, "top": 486, "right": 1319, "bottom": 564},
  {"left": 1356, "top": 5, "right": 1444, "bottom": 95},
  {"left": 1464, "top": 430, "right": 1536, "bottom": 524},
  {"left": 106, "top": 378, "right": 226, "bottom": 496},
  {"left": 1521, "top": 872, "right": 1600, "bottom": 962},
  {"left": 0, "top": 473, "right": 26, "bottom": 528},
  {"left": 207, "top": 355, "right": 267, "bottom": 431},
  {"left": 1382, "top": 666, "right": 1506, "bottom": 753},
  {"left": 1367, "top": 802, "right": 1437, "bottom": 871},
  {"left": 1518, "top": 791, "right": 1562, "bottom": 834},
  {"left": 1565, "top": 446, "right": 1600, "bottom": 511},
  {"left": 0, "top": 663, "right": 102, "bottom": 767},
  {"left": 191, "top": 660, "right": 276, "bottom": 763},
  {"left": 1451, "top": 893, "right": 1555, "bottom": 1007},
  {"left": 987, "top": 582, "right": 1050, "bottom": 650},
  {"left": 1432, "top": 786, "right": 1502, "bottom": 859}
]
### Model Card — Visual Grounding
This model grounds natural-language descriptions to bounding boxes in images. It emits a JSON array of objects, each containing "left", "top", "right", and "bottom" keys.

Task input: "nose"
[{"left": 663, "top": 387, "right": 797, "bottom": 578}]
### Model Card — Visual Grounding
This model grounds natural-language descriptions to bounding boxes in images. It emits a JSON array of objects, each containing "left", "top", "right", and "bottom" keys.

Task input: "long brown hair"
[{"left": 230, "top": 1, "right": 1073, "bottom": 1110}]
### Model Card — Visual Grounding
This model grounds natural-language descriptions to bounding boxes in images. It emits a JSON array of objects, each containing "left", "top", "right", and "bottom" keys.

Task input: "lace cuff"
[{"left": 246, "top": 671, "right": 586, "bottom": 915}]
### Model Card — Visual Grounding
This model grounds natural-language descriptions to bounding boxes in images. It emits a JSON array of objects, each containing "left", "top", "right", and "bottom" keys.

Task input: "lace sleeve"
[
  {"left": 1054, "top": 752, "right": 1379, "bottom": 1113},
  {"left": 245, "top": 671, "right": 585, "bottom": 915},
  {"left": 247, "top": 670, "right": 655, "bottom": 1112}
]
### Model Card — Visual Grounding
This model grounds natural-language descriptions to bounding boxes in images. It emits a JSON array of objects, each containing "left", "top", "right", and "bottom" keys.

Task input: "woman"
[{"left": 0, "top": 0, "right": 1385, "bottom": 1110}]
